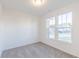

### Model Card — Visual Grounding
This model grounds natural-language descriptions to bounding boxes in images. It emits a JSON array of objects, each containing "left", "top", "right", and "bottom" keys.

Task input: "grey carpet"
[{"left": 1, "top": 42, "right": 76, "bottom": 58}]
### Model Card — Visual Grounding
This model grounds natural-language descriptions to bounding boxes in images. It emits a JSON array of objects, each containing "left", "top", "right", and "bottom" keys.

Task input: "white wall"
[
  {"left": 0, "top": 10, "right": 39, "bottom": 56},
  {"left": 40, "top": 2, "right": 79, "bottom": 57}
]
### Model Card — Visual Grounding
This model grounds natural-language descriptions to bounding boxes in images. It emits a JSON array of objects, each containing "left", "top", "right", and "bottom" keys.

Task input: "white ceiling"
[{"left": 0, "top": 0, "right": 79, "bottom": 16}]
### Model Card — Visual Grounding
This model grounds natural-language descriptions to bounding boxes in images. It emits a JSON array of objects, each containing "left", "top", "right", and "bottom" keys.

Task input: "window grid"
[
  {"left": 47, "top": 12, "right": 72, "bottom": 43},
  {"left": 57, "top": 12, "right": 72, "bottom": 43}
]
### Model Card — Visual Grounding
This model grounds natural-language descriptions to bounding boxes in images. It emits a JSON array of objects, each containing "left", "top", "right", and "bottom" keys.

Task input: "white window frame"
[{"left": 57, "top": 12, "right": 72, "bottom": 43}]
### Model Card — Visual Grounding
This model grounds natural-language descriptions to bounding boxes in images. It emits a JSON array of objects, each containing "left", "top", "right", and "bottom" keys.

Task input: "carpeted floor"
[{"left": 1, "top": 42, "right": 76, "bottom": 58}]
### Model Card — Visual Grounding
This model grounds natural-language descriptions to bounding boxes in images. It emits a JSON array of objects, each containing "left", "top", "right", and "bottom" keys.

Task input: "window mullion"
[{"left": 55, "top": 16, "right": 58, "bottom": 40}]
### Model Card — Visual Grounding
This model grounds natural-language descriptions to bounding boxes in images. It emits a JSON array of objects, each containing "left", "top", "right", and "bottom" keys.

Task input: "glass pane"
[
  {"left": 48, "top": 27, "right": 55, "bottom": 39},
  {"left": 67, "top": 12, "right": 72, "bottom": 27},
  {"left": 50, "top": 17, "right": 55, "bottom": 25},
  {"left": 58, "top": 27, "right": 72, "bottom": 42},
  {"left": 47, "top": 17, "right": 55, "bottom": 27}
]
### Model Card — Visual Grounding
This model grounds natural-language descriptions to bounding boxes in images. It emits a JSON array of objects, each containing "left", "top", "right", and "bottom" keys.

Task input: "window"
[
  {"left": 47, "top": 17, "right": 55, "bottom": 39},
  {"left": 47, "top": 12, "right": 72, "bottom": 43},
  {"left": 57, "top": 12, "right": 72, "bottom": 43}
]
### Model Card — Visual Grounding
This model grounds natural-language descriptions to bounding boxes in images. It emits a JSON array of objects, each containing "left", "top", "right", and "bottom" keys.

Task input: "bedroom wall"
[
  {"left": 0, "top": 10, "right": 39, "bottom": 56},
  {"left": 40, "top": 2, "right": 79, "bottom": 57}
]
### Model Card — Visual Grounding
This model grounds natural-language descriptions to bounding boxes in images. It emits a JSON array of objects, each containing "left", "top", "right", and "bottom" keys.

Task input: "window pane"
[
  {"left": 58, "top": 27, "right": 72, "bottom": 42},
  {"left": 48, "top": 27, "right": 55, "bottom": 39},
  {"left": 67, "top": 12, "right": 72, "bottom": 26},
  {"left": 47, "top": 17, "right": 55, "bottom": 27}
]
